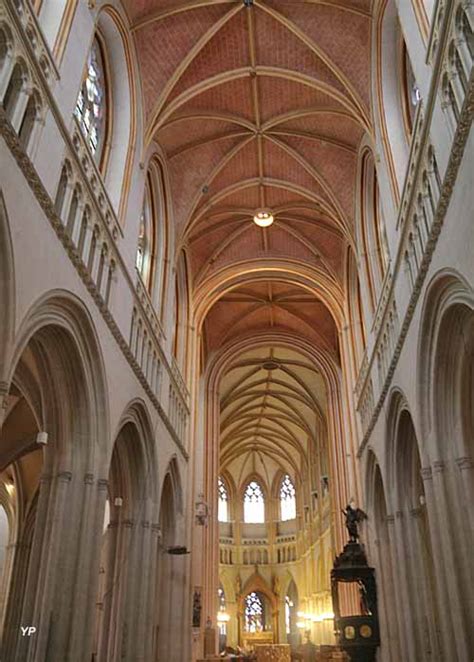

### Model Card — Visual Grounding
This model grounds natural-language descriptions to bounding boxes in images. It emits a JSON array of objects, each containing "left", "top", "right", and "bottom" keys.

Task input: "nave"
[{"left": 0, "top": 0, "right": 473, "bottom": 660}]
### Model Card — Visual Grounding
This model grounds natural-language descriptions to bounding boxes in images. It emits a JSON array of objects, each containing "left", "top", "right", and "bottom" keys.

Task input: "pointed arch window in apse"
[
  {"left": 244, "top": 481, "right": 265, "bottom": 523},
  {"left": 280, "top": 474, "right": 296, "bottom": 521},
  {"left": 218, "top": 477, "right": 228, "bottom": 523}
]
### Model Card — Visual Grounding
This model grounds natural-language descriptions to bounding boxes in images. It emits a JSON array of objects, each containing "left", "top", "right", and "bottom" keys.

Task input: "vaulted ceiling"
[
  {"left": 219, "top": 346, "right": 327, "bottom": 487},
  {"left": 124, "top": 0, "right": 374, "bottom": 480}
]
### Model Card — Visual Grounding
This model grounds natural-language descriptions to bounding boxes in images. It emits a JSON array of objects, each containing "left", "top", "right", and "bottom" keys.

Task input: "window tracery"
[
  {"left": 280, "top": 474, "right": 296, "bottom": 521},
  {"left": 218, "top": 477, "right": 228, "bottom": 523},
  {"left": 243, "top": 481, "right": 265, "bottom": 524},
  {"left": 75, "top": 36, "right": 107, "bottom": 163}
]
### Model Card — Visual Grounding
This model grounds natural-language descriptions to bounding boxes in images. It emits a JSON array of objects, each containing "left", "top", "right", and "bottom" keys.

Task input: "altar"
[
  {"left": 254, "top": 644, "right": 291, "bottom": 661},
  {"left": 242, "top": 631, "right": 274, "bottom": 650}
]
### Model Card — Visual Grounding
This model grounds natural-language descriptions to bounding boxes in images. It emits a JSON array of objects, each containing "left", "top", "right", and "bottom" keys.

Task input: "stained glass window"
[
  {"left": 75, "top": 37, "right": 107, "bottom": 162},
  {"left": 285, "top": 595, "right": 293, "bottom": 635},
  {"left": 218, "top": 477, "right": 228, "bottom": 523},
  {"left": 136, "top": 181, "right": 154, "bottom": 288},
  {"left": 244, "top": 592, "right": 264, "bottom": 632},
  {"left": 403, "top": 43, "right": 421, "bottom": 132},
  {"left": 243, "top": 480, "right": 265, "bottom": 523},
  {"left": 280, "top": 474, "right": 296, "bottom": 521}
]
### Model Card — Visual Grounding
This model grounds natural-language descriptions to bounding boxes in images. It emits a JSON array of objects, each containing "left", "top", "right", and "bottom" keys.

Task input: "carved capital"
[
  {"left": 98, "top": 478, "right": 109, "bottom": 491},
  {"left": 421, "top": 466, "right": 433, "bottom": 481},
  {"left": 455, "top": 456, "right": 473, "bottom": 471},
  {"left": 432, "top": 460, "right": 446, "bottom": 474},
  {"left": 57, "top": 471, "right": 73, "bottom": 483},
  {"left": 84, "top": 472, "right": 94, "bottom": 485}
]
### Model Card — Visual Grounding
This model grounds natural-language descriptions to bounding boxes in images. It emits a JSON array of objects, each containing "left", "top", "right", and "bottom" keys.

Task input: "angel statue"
[{"left": 342, "top": 503, "right": 367, "bottom": 542}]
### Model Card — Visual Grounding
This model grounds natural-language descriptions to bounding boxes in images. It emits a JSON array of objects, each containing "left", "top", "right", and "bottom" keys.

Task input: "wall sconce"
[{"left": 195, "top": 492, "right": 209, "bottom": 526}]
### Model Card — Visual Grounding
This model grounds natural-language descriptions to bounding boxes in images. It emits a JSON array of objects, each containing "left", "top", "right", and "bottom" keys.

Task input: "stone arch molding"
[
  {"left": 161, "top": 454, "right": 184, "bottom": 518},
  {"left": 7, "top": 289, "right": 109, "bottom": 472},
  {"left": 0, "top": 192, "right": 15, "bottom": 386},
  {"left": 95, "top": 4, "right": 139, "bottom": 219},
  {"left": 417, "top": 269, "right": 474, "bottom": 453},
  {"left": 384, "top": 387, "right": 425, "bottom": 502},
  {"left": 110, "top": 398, "right": 159, "bottom": 504}
]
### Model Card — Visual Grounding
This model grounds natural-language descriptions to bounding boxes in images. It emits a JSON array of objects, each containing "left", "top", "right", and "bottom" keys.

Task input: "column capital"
[
  {"left": 395, "top": 510, "right": 404, "bottom": 520},
  {"left": 84, "top": 472, "right": 94, "bottom": 485},
  {"left": 455, "top": 456, "right": 473, "bottom": 471},
  {"left": 98, "top": 478, "right": 109, "bottom": 491},
  {"left": 421, "top": 466, "right": 432, "bottom": 480},
  {"left": 432, "top": 460, "right": 446, "bottom": 474},
  {"left": 410, "top": 507, "right": 422, "bottom": 519},
  {"left": 57, "top": 470, "right": 73, "bottom": 483},
  {"left": 122, "top": 519, "right": 134, "bottom": 529}
]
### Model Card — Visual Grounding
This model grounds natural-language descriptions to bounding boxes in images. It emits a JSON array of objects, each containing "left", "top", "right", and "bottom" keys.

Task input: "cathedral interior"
[{"left": 0, "top": 0, "right": 473, "bottom": 660}]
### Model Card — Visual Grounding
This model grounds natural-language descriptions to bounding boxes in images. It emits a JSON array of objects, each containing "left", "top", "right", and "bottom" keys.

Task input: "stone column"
[
  {"left": 420, "top": 466, "right": 450, "bottom": 660},
  {"left": 372, "top": 533, "right": 400, "bottom": 662},
  {"left": 23, "top": 470, "right": 73, "bottom": 662},
  {"left": 431, "top": 460, "right": 471, "bottom": 661},
  {"left": 390, "top": 511, "right": 418, "bottom": 661},
  {"left": 144, "top": 522, "right": 160, "bottom": 661},
  {"left": 98, "top": 518, "right": 120, "bottom": 661},
  {"left": 67, "top": 476, "right": 109, "bottom": 660},
  {"left": 455, "top": 455, "right": 474, "bottom": 649}
]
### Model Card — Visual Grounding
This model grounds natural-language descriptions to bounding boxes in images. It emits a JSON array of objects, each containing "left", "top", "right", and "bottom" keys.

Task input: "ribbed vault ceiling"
[
  {"left": 219, "top": 346, "right": 326, "bottom": 487},
  {"left": 124, "top": 0, "right": 374, "bottom": 482},
  {"left": 126, "top": 0, "right": 372, "bottom": 287}
]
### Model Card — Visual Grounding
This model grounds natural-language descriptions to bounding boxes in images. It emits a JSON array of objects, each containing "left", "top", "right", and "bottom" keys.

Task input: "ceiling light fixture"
[{"left": 253, "top": 209, "right": 274, "bottom": 228}]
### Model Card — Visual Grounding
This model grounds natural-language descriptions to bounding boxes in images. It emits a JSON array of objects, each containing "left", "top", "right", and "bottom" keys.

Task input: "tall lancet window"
[
  {"left": 243, "top": 480, "right": 265, "bottom": 523},
  {"left": 280, "top": 474, "right": 296, "bottom": 521},
  {"left": 218, "top": 477, "right": 228, "bottom": 523},
  {"left": 136, "top": 180, "right": 154, "bottom": 290},
  {"left": 402, "top": 42, "right": 421, "bottom": 134},
  {"left": 75, "top": 36, "right": 108, "bottom": 164}
]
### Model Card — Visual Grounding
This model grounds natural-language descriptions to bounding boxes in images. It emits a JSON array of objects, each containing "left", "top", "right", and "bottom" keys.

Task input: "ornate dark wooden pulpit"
[{"left": 331, "top": 507, "right": 380, "bottom": 662}]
